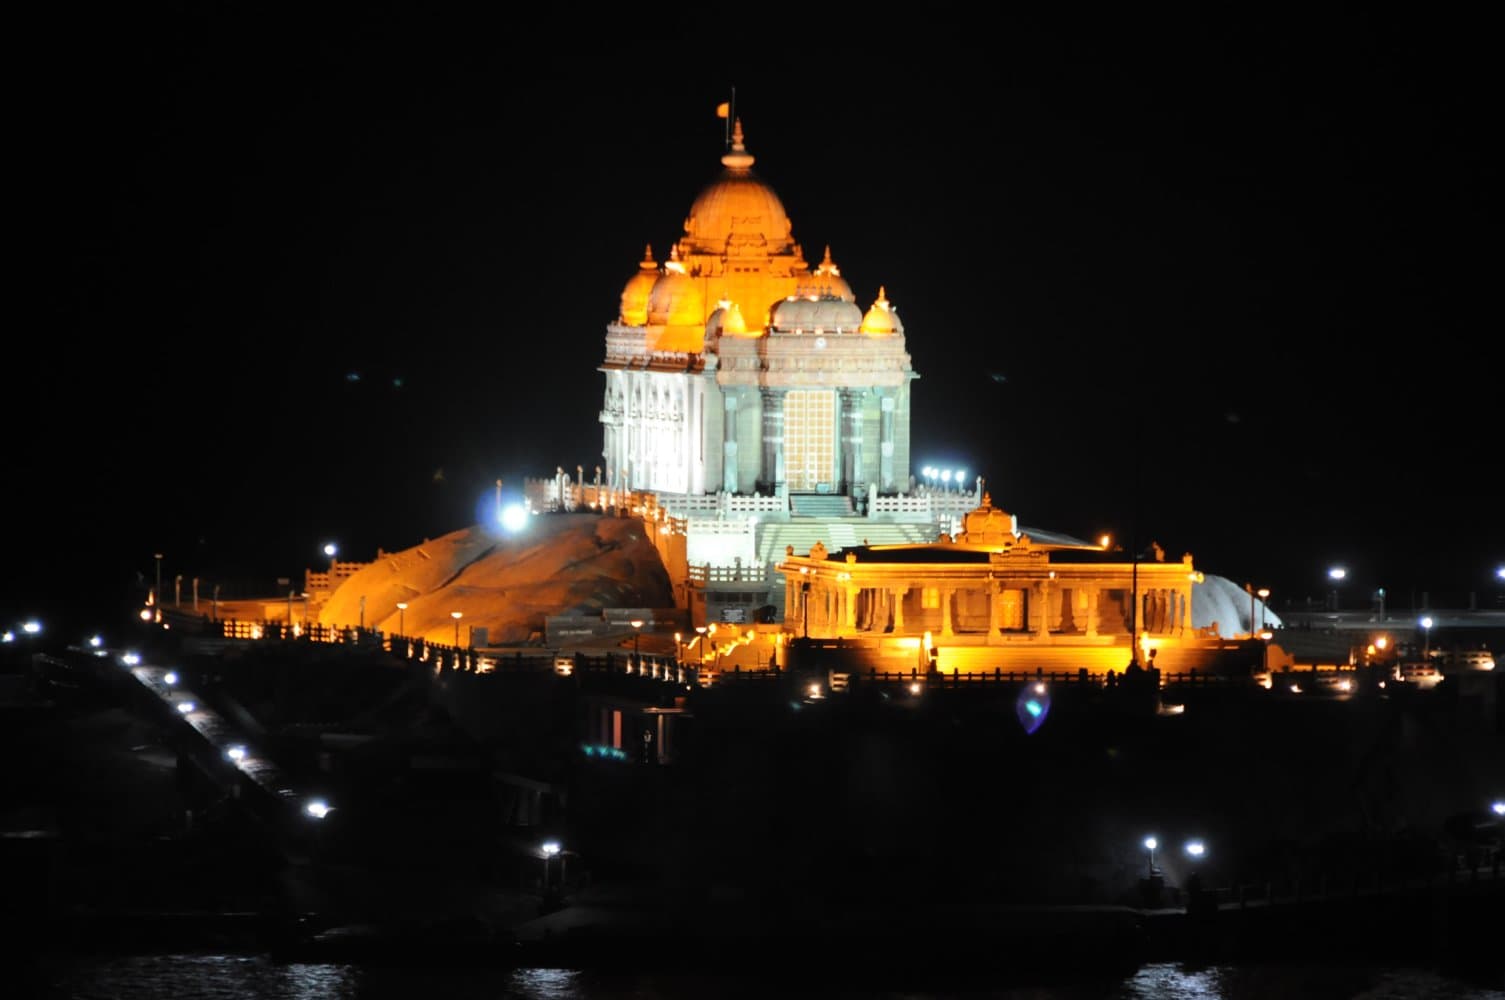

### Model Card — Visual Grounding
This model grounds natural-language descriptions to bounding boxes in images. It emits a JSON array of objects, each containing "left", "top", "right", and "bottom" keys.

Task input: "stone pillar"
[
  {"left": 1086, "top": 586, "right": 1100, "bottom": 638},
  {"left": 844, "top": 584, "right": 858, "bottom": 629},
  {"left": 723, "top": 393, "right": 739, "bottom": 494},
  {"left": 940, "top": 587, "right": 954, "bottom": 638},
  {"left": 879, "top": 394, "right": 896, "bottom": 491},
  {"left": 988, "top": 579, "right": 1003, "bottom": 644},
  {"left": 841, "top": 388, "right": 865, "bottom": 498},
  {"left": 892, "top": 586, "right": 908, "bottom": 631},
  {"left": 760, "top": 388, "right": 785, "bottom": 495},
  {"left": 1037, "top": 581, "right": 1051, "bottom": 638}
]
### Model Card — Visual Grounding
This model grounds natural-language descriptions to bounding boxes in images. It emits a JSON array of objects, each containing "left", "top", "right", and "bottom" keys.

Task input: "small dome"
[
  {"left": 647, "top": 247, "right": 706, "bottom": 328},
  {"left": 770, "top": 293, "right": 863, "bottom": 334},
  {"left": 802, "top": 246, "right": 855, "bottom": 302},
  {"left": 705, "top": 299, "right": 751, "bottom": 338},
  {"left": 683, "top": 120, "right": 793, "bottom": 255},
  {"left": 859, "top": 286, "right": 904, "bottom": 336},
  {"left": 618, "top": 244, "right": 658, "bottom": 326}
]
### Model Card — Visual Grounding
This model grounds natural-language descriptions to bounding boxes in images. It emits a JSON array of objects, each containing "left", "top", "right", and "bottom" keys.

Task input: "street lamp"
[
  {"left": 630, "top": 619, "right": 644, "bottom": 667},
  {"left": 1420, "top": 615, "right": 1434, "bottom": 662},
  {"left": 154, "top": 552, "right": 163, "bottom": 605},
  {"left": 1256, "top": 588, "right": 1270, "bottom": 630},
  {"left": 694, "top": 625, "right": 708, "bottom": 664},
  {"left": 541, "top": 839, "right": 561, "bottom": 891},
  {"left": 395, "top": 602, "right": 407, "bottom": 636},
  {"left": 1185, "top": 839, "right": 1206, "bottom": 859},
  {"left": 323, "top": 542, "right": 338, "bottom": 558},
  {"left": 1143, "top": 835, "right": 1159, "bottom": 876},
  {"left": 1328, "top": 566, "right": 1346, "bottom": 611},
  {"left": 674, "top": 631, "right": 683, "bottom": 665},
  {"left": 451, "top": 611, "right": 463, "bottom": 647}
]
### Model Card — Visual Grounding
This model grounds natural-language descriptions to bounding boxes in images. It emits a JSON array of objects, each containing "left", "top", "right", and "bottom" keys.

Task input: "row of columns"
[
  {"left": 809, "top": 579, "right": 1191, "bottom": 641},
  {"left": 603, "top": 371, "right": 704, "bottom": 494},
  {"left": 724, "top": 387, "right": 890, "bottom": 496}
]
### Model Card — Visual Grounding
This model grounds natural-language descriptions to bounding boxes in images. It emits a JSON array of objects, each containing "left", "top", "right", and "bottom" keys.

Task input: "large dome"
[
  {"left": 769, "top": 294, "right": 863, "bottom": 334},
  {"left": 682, "top": 120, "right": 793, "bottom": 255},
  {"left": 646, "top": 249, "right": 705, "bottom": 327}
]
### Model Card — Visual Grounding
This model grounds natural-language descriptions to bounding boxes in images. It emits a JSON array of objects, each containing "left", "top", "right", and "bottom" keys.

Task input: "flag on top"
[{"left": 715, "top": 102, "right": 730, "bottom": 118}]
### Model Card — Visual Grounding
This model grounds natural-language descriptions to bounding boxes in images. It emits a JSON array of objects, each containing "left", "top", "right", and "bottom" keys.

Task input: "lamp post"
[
  {"left": 451, "top": 611, "right": 463, "bottom": 647},
  {"left": 1184, "top": 839, "right": 1207, "bottom": 904},
  {"left": 1143, "top": 835, "right": 1158, "bottom": 876},
  {"left": 541, "top": 840, "right": 561, "bottom": 892},
  {"left": 630, "top": 619, "right": 644, "bottom": 668},
  {"left": 396, "top": 602, "right": 407, "bottom": 636},
  {"left": 154, "top": 552, "right": 163, "bottom": 606},
  {"left": 1328, "top": 566, "right": 1346, "bottom": 611},
  {"left": 674, "top": 631, "right": 683, "bottom": 666},
  {"left": 694, "top": 625, "right": 707, "bottom": 665},
  {"left": 1420, "top": 615, "right": 1433, "bottom": 662},
  {"left": 1257, "top": 588, "right": 1270, "bottom": 630}
]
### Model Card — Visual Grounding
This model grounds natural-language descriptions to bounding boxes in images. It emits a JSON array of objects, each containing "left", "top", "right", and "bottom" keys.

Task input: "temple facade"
[
  {"left": 778, "top": 494, "right": 1259, "bottom": 676},
  {"left": 599, "top": 119, "right": 916, "bottom": 502},
  {"left": 572, "top": 117, "right": 985, "bottom": 624}
]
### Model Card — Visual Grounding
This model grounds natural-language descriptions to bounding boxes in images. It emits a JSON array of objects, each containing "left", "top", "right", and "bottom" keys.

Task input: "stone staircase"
[
  {"left": 789, "top": 494, "right": 853, "bottom": 518},
  {"left": 755, "top": 520, "right": 936, "bottom": 565}
]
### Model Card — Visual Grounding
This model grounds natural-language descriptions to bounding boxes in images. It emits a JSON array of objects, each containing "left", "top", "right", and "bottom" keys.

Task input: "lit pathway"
[{"left": 117, "top": 654, "right": 328, "bottom": 818}]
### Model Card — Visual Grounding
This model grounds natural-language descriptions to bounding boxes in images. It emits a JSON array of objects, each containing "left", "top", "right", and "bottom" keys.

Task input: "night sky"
[{"left": 15, "top": 7, "right": 1500, "bottom": 630}]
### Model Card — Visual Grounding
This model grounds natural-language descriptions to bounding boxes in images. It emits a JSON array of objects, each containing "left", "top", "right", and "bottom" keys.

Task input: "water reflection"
[
  {"left": 39, "top": 957, "right": 1505, "bottom": 1000},
  {"left": 1119, "top": 964, "right": 1228, "bottom": 999}
]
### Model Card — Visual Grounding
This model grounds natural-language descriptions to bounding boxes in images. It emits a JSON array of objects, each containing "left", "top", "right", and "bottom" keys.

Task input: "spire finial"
[
  {"left": 720, "top": 117, "right": 755, "bottom": 169},
  {"left": 639, "top": 244, "right": 657, "bottom": 270}
]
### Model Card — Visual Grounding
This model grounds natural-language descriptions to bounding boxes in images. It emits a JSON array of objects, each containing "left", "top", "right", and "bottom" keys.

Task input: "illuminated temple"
[
  {"left": 602, "top": 119, "right": 915, "bottom": 500},
  {"left": 778, "top": 494, "right": 1260, "bottom": 675},
  {"left": 588, "top": 118, "right": 976, "bottom": 623},
  {"left": 525, "top": 113, "right": 1277, "bottom": 673}
]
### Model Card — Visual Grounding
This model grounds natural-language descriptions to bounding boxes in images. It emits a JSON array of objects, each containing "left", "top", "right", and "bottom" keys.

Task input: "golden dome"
[
  {"left": 646, "top": 247, "right": 706, "bottom": 353},
  {"left": 705, "top": 299, "right": 754, "bottom": 340},
  {"left": 682, "top": 119, "right": 793, "bottom": 255},
  {"left": 859, "top": 286, "right": 904, "bottom": 336},
  {"left": 770, "top": 293, "right": 863, "bottom": 334},
  {"left": 802, "top": 246, "right": 855, "bottom": 302},
  {"left": 618, "top": 244, "right": 658, "bottom": 327}
]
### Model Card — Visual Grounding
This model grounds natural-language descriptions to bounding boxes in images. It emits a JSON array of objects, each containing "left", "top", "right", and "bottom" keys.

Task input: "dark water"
[{"left": 32, "top": 955, "right": 1505, "bottom": 999}]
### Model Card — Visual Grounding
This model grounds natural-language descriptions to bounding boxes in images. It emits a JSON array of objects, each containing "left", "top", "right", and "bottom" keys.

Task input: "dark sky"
[{"left": 13, "top": 7, "right": 1501, "bottom": 629}]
